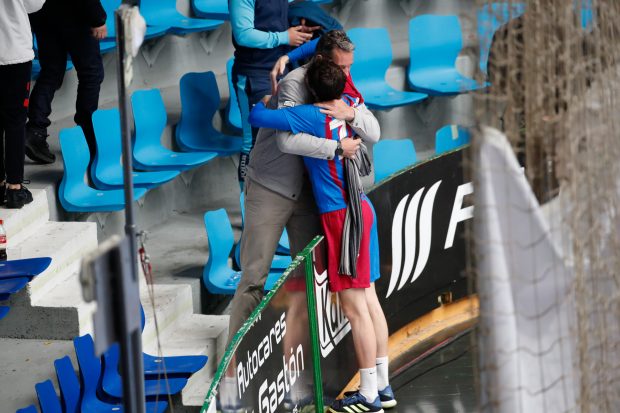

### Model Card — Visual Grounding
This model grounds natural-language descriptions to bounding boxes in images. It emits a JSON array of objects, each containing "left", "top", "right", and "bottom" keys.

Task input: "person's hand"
[
  {"left": 261, "top": 95, "right": 271, "bottom": 105},
  {"left": 287, "top": 26, "right": 313, "bottom": 47},
  {"left": 299, "top": 18, "right": 321, "bottom": 34},
  {"left": 315, "top": 99, "right": 355, "bottom": 122},
  {"left": 340, "top": 137, "right": 361, "bottom": 159},
  {"left": 270, "top": 55, "right": 289, "bottom": 95},
  {"left": 91, "top": 24, "right": 108, "bottom": 40}
]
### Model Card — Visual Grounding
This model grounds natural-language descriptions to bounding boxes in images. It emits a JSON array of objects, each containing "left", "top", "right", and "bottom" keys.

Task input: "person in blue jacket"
[{"left": 230, "top": 0, "right": 319, "bottom": 187}]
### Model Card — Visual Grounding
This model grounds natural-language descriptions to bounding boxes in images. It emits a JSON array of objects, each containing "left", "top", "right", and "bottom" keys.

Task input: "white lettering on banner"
[
  {"left": 258, "top": 344, "right": 305, "bottom": 413},
  {"left": 387, "top": 181, "right": 474, "bottom": 298},
  {"left": 237, "top": 312, "right": 287, "bottom": 399},
  {"left": 314, "top": 266, "right": 351, "bottom": 357}
]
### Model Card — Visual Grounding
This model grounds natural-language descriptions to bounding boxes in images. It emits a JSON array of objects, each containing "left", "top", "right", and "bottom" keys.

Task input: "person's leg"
[
  {"left": 227, "top": 178, "right": 296, "bottom": 344},
  {"left": 0, "top": 62, "right": 34, "bottom": 208},
  {"left": 65, "top": 25, "right": 104, "bottom": 165},
  {"left": 26, "top": 27, "right": 66, "bottom": 164}
]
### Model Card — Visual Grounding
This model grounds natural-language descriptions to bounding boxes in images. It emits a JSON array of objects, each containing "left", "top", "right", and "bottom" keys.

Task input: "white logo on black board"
[
  {"left": 314, "top": 267, "right": 351, "bottom": 357},
  {"left": 387, "top": 181, "right": 474, "bottom": 298}
]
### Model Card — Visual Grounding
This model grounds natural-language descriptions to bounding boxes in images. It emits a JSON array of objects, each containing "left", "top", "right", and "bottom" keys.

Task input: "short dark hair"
[
  {"left": 315, "top": 30, "right": 355, "bottom": 58},
  {"left": 306, "top": 56, "right": 346, "bottom": 102}
]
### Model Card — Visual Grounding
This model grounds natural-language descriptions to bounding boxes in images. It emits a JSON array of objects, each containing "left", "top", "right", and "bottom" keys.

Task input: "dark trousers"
[
  {"left": 0, "top": 62, "right": 32, "bottom": 184},
  {"left": 28, "top": 24, "right": 104, "bottom": 160}
]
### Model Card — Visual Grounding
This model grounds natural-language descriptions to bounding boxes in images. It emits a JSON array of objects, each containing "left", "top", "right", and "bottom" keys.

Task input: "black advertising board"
[
  {"left": 367, "top": 147, "right": 471, "bottom": 333},
  {"left": 202, "top": 253, "right": 318, "bottom": 413}
]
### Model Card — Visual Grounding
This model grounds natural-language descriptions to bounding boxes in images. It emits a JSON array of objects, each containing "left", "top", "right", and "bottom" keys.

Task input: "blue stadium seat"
[
  {"left": 176, "top": 72, "right": 242, "bottom": 155},
  {"left": 92, "top": 109, "right": 179, "bottom": 189},
  {"left": 226, "top": 58, "right": 242, "bottom": 132},
  {"left": 408, "top": 15, "right": 488, "bottom": 95},
  {"left": 16, "top": 405, "right": 38, "bottom": 413},
  {"left": 0, "top": 257, "right": 52, "bottom": 280},
  {"left": 477, "top": 2, "right": 526, "bottom": 75},
  {"left": 59, "top": 127, "right": 148, "bottom": 212},
  {"left": 102, "top": 0, "right": 168, "bottom": 40},
  {"left": 54, "top": 357, "right": 80, "bottom": 413},
  {"left": 102, "top": 343, "right": 207, "bottom": 379},
  {"left": 34, "top": 380, "right": 62, "bottom": 413},
  {"left": 100, "top": 342, "right": 188, "bottom": 399},
  {"left": 99, "top": 40, "right": 116, "bottom": 54},
  {"left": 203, "top": 209, "right": 284, "bottom": 294},
  {"left": 73, "top": 335, "right": 169, "bottom": 413},
  {"left": 347, "top": 28, "right": 427, "bottom": 110},
  {"left": 0, "top": 277, "right": 29, "bottom": 296},
  {"left": 131, "top": 89, "right": 218, "bottom": 171},
  {"left": 0, "top": 306, "right": 9, "bottom": 320},
  {"left": 192, "top": 0, "right": 229, "bottom": 20},
  {"left": 236, "top": 192, "right": 291, "bottom": 270},
  {"left": 373, "top": 139, "right": 417, "bottom": 182},
  {"left": 435, "top": 124, "right": 471, "bottom": 154},
  {"left": 140, "top": 0, "right": 224, "bottom": 35}
]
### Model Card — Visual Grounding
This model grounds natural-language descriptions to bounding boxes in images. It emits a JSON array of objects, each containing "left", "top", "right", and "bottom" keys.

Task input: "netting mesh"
[{"left": 471, "top": 0, "right": 620, "bottom": 411}]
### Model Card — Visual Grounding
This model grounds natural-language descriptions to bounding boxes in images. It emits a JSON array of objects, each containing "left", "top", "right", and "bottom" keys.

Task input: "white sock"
[
  {"left": 376, "top": 356, "right": 389, "bottom": 390},
  {"left": 359, "top": 367, "right": 379, "bottom": 403}
]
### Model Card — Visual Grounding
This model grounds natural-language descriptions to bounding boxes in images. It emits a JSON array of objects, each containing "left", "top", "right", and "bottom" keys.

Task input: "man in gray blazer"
[{"left": 227, "top": 30, "right": 380, "bottom": 342}]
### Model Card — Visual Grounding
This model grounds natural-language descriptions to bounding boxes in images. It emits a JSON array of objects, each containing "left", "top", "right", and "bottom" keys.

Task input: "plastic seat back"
[
  {"left": 102, "top": 0, "right": 120, "bottom": 39},
  {"left": 410, "top": 15, "right": 463, "bottom": 74},
  {"left": 203, "top": 209, "right": 238, "bottom": 293},
  {"left": 477, "top": 2, "right": 526, "bottom": 74},
  {"left": 73, "top": 335, "right": 102, "bottom": 397},
  {"left": 226, "top": 58, "right": 242, "bottom": 131},
  {"left": 0, "top": 257, "right": 52, "bottom": 280},
  {"left": 132, "top": 89, "right": 168, "bottom": 156},
  {"left": 54, "top": 356, "right": 81, "bottom": 413},
  {"left": 373, "top": 139, "right": 417, "bottom": 182},
  {"left": 0, "top": 277, "right": 29, "bottom": 295},
  {"left": 34, "top": 380, "right": 62, "bottom": 413},
  {"left": 192, "top": 0, "right": 230, "bottom": 19},
  {"left": 347, "top": 28, "right": 392, "bottom": 89},
  {"left": 59, "top": 127, "right": 91, "bottom": 197},
  {"left": 92, "top": 108, "right": 123, "bottom": 183},
  {"left": 435, "top": 125, "right": 471, "bottom": 154},
  {"left": 177, "top": 72, "right": 221, "bottom": 148}
]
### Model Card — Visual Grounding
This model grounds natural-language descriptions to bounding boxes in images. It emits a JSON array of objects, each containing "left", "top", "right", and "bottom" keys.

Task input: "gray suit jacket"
[{"left": 246, "top": 65, "right": 380, "bottom": 201}]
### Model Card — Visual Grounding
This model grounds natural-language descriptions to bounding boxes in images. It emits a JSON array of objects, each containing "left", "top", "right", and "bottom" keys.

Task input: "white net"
[{"left": 471, "top": 1, "right": 620, "bottom": 411}]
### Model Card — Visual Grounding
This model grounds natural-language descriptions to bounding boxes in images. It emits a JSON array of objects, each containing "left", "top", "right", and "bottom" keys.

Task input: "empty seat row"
[{"left": 373, "top": 125, "right": 470, "bottom": 182}]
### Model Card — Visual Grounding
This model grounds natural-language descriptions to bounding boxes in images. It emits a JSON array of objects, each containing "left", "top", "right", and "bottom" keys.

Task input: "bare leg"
[
  {"left": 339, "top": 288, "right": 377, "bottom": 369},
  {"left": 365, "top": 283, "right": 389, "bottom": 358}
]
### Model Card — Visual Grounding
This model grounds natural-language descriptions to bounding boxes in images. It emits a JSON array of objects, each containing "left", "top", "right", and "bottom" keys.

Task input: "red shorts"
[{"left": 320, "top": 200, "right": 374, "bottom": 292}]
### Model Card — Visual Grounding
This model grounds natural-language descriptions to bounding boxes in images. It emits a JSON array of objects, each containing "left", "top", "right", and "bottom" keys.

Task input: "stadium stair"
[
  {"left": 0, "top": 187, "right": 229, "bottom": 411},
  {"left": 176, "top": 71, "right": 242, "bottom": 155}
]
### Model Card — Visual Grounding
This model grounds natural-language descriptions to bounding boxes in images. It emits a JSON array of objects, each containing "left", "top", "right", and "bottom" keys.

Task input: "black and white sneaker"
[
  {"left": 329, "top": 391, "right": 384, "bottom": 413},
  {"left": 6, "top": 185, "right": 33, "bottom": 209}
]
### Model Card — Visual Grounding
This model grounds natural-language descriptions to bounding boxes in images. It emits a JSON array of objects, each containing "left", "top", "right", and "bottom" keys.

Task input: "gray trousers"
[{"left": 227, "top": 177, "right": 321, "bottom": 344}]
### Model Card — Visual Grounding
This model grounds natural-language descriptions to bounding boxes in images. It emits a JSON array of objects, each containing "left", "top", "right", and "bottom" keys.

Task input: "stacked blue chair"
[
  {"left": 226, "top": 58, "right": 242, "bottom": 132},
  {"left": 59, "top": 127, "right": 148, "bottom": 212},
  {"left": 347, "top": 28, "right": 427, "bottom": 109},
  {"left": 140, "top": 0, "right": 224, "bottom": 35},
  {"left": 100, "top": 341, "right": 188, "bottom": 399},
  {"left": 34, "top": 380, "right": 62, "bottom": 413},
  {"left": 16, "top": 405, "right": 38, "bottom": 413},
  {"left": 435, "top": 124, "right": 471, "bottom": 154},
  {"left": 235, "top": 193, "right": 291, "bottom": 271},
  {"left": 477, "top": 2, "right": 526, "bottom": 75},
  {"left": 373, "top": 139, "right": 417, "bottom": 182},
  {"left": 409, "top": 15, "right": 488, "bottom": 95},
  {"left": 92, "top": 109, "right": 179, "bottom": 189},
  {"left": 102, "top": 0, "right": 168, "bottom": 40},
  {"left": 176, "top": 72, "right": 243, "bottom": 155},
  {"left": 0, "top": 257, "right": 51, "bottom": 310},
  {"left": 73, "top": 336, "right": 169, "bottom": 412},
  {"left": 203, "top": 209, "right": 284, "bottom": 294},
  {"left": 132, "top": 89, "right": 218, "bottom": 171}
]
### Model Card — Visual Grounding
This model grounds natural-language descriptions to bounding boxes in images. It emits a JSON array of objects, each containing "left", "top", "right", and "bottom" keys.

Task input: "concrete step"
[
  {"left": 0, "top": 188, "right": 49, "bottom": 249},
  {"left": 0, "top": 221, "right": 98, "bottom": 339}
]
